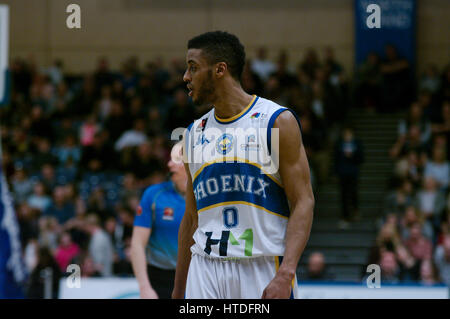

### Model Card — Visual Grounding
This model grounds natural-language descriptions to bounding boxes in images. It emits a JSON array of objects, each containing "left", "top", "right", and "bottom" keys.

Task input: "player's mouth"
[{"left": 187, "top": 85, "right": 193, "bottom": 97}]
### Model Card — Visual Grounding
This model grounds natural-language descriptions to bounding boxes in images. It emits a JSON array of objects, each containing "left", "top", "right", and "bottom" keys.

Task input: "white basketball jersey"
[{"left": 185, "top": 95, "right": 297, "bottom": 259}]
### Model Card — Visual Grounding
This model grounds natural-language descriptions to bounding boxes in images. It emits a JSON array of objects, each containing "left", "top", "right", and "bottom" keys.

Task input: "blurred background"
[{"left": 0, "top": 0, "right": 449, "bottom": 298}]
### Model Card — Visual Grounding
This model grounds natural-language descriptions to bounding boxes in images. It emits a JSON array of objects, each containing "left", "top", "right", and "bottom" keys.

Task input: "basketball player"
[
  {"left": 172, "top": 31, "right": 314, "bottom": 299},
  {"left": 131, "top": 142, "right": 186, "bottom": 299}
]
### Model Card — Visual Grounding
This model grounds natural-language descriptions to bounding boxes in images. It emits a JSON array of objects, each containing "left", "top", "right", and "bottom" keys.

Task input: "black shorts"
[{"left": 147, "top": 265, "right": 176, "bottom": 299}]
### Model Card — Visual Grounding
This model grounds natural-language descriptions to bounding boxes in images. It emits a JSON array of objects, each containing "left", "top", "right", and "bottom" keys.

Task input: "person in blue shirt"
[{"left": 130, "top": 142, "right": 186, "bottom": 299}]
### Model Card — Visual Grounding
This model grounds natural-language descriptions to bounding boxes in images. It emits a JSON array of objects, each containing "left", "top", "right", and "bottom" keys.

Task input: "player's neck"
[{"left": 212, "top": 83, "right": 254, "bottom": 120}]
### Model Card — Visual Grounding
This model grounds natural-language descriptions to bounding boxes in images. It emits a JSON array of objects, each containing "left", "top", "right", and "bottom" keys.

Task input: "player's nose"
[{"left": 183, "top": 69, "right": 191, "bottom": 83}]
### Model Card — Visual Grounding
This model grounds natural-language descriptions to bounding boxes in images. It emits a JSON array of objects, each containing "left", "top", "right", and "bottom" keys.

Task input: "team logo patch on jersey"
[
  {"left": 162, "top": 207, "right": 174, "bottom": 220},
  {"left": 216, "top": 133, "right": 234, "bottom": 155},
  {"left": 136, "top": 206, "right": 143, "bottom": 216}
]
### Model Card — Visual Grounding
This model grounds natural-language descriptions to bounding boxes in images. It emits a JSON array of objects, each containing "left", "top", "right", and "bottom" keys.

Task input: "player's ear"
[{"left": 215, "top": 62, "right": 227, "bottom": 78}]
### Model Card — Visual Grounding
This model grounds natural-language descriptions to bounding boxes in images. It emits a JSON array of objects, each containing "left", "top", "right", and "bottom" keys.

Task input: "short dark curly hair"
[{"left": 187, "top": 31, "right": 246, "bottom": 81}]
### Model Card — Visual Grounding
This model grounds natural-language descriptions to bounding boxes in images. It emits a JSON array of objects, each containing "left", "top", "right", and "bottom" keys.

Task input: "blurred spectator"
[
  {"left": 334, "top": 126, "right": 364, "bottom": 226},
  {"left": 164, "top": 88, "right": 196, "bottom": 132},
  {"left": 119, "top": 173, "right": 141, "bottom": 205},
  {"left": 54, "top": 134, "right": 81, "bottom": 165},
  {"left": 37, "top": 216, "right": 59, "bottom": 252},
  {"left": 305, "top": 252, "right": 334, "bottom": 281},
  {"left": 50, "top": 81, "right": 72, "bottom": 112},
  {"left": 419, "top": 65, "right": 441, "bottom": 95},
  {"left": 94, "top": 57, "right": 115, "bottom": 90},
  {"left": 241, "top": 59, "right": 264, "bottom": 96},
  {"left": 11, "top": 166, "right": 33, "bottom": 203},
  {"left": 103, "top": 100, "right": 130, "bottom": 142},
  {"left": 24, "top": 239, "right": 39, "bottom": 273},
  {"left": 44, "top": 186, "right": 75, "bottom": 225},
  {"left": 403, "top": 222, "right": 433, "bottom": 262},
  {"left": 27, "top": 182, "right": 51, "bottom": 213},
  {"left": 11, "top": 57, "right": 33, "bottom": 97},
  {"left": 114, "top": 118, "right": 149, "bottom": 152},
  {"left": 146, "top": 107, "right": 165, "bottom": 137},
  {"left": 423, "top": 146, "right": 449, "bottom": 190},
  {"left": 127, "top": 142, "right": 165, "bottom": 185},
  {"left": 70, "top": 75, "right": 96, "bottom": 118},
  {"left": 393, "top": 151, "right": 425, "bottom": 188},
  {"left": 431, "top": 102, "right": 450, "bottom": 153},
  {"left": 97, "top": 85, "right": 113, "bottom": 121},
  {"left": 300, "top": 114, "right": 330, "bottom": 185},
  {"left": 31, "top": 139, "right": 59, "bottom": 171},
  {"left": 46, "top": 59, "right": 64, "bottom": 86},
  {"left": 87, "top": 187, "right": 110, "bottom": 222},
  {"left": 272, "top": 50, "right": 297, "bottom": 89},
  {"left": 390, "top": 125, "right": 428, "bottom": 160},
  {"left": 78, "top": 253, "right": 102, "bottom": 278},
  {"left": 420, "top": 259, "right": 441, "bottom": 285},
  {"left": 397, "top": 102, "right": 431, "bottom": 144},
  {"left": 80, "top": 131, "right": 116, "bottom": 174},
  {"left": 29, "top": 105, "right": 53, "bottom": 140},
  {"left": 300, "top": 48, "right": 320, "bottom": 80},
  {"left": 263, "top": 75, "right": 285, "bottom": 106},
  {"left": 84, "top": 214, "right": 114, "bottom": 277},
  {"left": 113, "top": 240, "right": 134, "bottom": 277},
  {"left": 17, "top": 203, "right": 40, "bottom": 246},
  {"left": 128, "top": 96, "right": 147, "bottom": 124},
  {"left": 380, "top": 44, "right": 412, "bottom": 112},
  {"left": 323, "top": 46, "right": 343, "bottom": 77},
  {"left": 434, "top": 234, "right": 450, "bottom": 286},
  {"left": 416, "top": 177, "right": 446, "bottom": 235},
  {"left": 54, "top": 232, "right": 80, "bottom": 272},
  {"left": 379, "top": 251, "right": 401, "bottom": 283},
  {"left": 395, "top": 244, "right": 421, "bottom": 282},
  {"left": 79, "top": 114, "right": 100, "bottom": 147},
  {"left": 251, "top": 47, "right": 276, "bottom": 81},
  {"left": 356, "top": 52, "right": 382, "bottom": 111},
  {"left": 27, "top": 247, "right": 62, "bottom": 299},
  {"left": 383, "top": 179, "right": 414, "bottom": 217},
  {"left": 400, "top": 206, "right": 434, "bottom": 241}
]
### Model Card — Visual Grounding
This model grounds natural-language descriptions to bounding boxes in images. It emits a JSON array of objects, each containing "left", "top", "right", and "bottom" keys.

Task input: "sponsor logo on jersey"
[
  {"left": 216, "top": 133, "right": 234, "bottom": 155},
  {"left": 162, "top": 207, "right": 174, "bottom": 220},
  {"left": 250, "top": 112, "right": 267, "bottom": 120},
  {"left": 240, "top": 134, "right": 261, "bottom": 151},
  {"left": 196, "top": 118, "right": 208, "bottom": 132},
  {"left": 195, "top": 133, "right": 211, "bottom": 147}
]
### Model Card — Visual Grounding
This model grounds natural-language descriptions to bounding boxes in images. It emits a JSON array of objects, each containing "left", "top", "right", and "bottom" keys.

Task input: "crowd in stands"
[
  {"left": 3, "top": 44, "right": 449, "bottom": 296},
  {"left": 3, "top": 46, "right": 350, "bottom": 297},
  {"left": 369, "top": 62, "right": 450, "bottom": 285}
]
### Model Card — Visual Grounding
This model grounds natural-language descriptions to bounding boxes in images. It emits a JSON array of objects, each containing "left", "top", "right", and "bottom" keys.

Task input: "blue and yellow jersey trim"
[
  {"left": 214, "top": 95, "right": 259, "bottom": 124},
  {"left": 192, "top": 161, "right": 290, "bottom": 219},
  {"left": 192, "top": 157, "right": 282, "bottom": 188}
]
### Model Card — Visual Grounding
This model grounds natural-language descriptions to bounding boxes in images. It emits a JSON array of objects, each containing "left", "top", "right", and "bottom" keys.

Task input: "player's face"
[{"left": 183, "top": 49, "right": 216, "bottom": 106}]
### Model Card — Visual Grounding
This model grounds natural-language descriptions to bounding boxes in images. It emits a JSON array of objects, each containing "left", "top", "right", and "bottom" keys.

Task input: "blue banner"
[
  {"left": 355, "top": 0, "right": 416, "bottom": 67},
  {"left": 0, "top": 166, "right": 27, "bottom": 299},
  {"left": 0, "top": 5, "right": 9, "bottom": 106}
]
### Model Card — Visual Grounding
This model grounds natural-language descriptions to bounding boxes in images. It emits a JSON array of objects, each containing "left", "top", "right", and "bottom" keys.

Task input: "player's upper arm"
[{"left": 272, "top": 110, "right": 314, "bottom": 209}]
